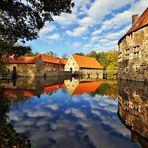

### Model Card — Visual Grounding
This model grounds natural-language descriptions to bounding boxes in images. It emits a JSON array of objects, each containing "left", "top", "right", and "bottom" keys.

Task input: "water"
[{"left": 0, "top": 77, "right": 147, "bottom": 148}]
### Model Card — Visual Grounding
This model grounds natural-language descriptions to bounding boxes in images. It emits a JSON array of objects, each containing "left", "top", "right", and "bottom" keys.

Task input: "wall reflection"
[
  {"left": 118, "top": 80, "right": 148, "bottom": 147},
  {"left": 0, "top": 77, "right": 115, "bottom": 98}
]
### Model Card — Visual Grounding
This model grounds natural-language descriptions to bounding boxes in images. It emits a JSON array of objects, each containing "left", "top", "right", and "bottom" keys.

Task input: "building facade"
[
  {"left": 65, "top": 54, "right": 103, "bottom": 79},
  {"left": 118, "top": 7, "right": 148, "bottom": 82},
  {"left": 4, "top": 54, "right": 69, "bottom": 77}
]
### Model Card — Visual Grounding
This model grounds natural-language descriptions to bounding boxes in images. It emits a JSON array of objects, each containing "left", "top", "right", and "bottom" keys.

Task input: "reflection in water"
[
  {"left": 0, "top": 77, "right": 147, "bottom": 147},
  {"left": 0, "top": 94, "right": 31, "bottom": 147},
  {"left": 118, "top": 80, "right": 148, "bottom": 147},
  {"left": 65, "top": 78, "right": 102, "bottom": 95}
]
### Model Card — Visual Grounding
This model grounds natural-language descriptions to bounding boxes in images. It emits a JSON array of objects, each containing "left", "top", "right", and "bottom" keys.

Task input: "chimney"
[{"left": 132, "top": 14, "right": 138, "bottom": 25}]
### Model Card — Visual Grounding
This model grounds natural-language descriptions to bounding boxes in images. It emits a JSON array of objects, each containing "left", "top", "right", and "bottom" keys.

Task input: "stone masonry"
[{"left": 118, "top": 8, "right": 148, "bottom": 82}]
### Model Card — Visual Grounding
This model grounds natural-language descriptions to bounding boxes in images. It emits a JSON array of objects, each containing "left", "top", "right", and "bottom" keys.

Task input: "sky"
[{"left": 25, "top": 0, "right": 148, "bottom": 57}]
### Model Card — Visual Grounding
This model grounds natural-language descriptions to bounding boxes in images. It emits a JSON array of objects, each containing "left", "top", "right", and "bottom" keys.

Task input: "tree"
[
  {"left": 0, "top": 0, "right": 74, "bottom": 57},
  {"left": 45, "top": 51, "right": 57, "bottom": 56},
  {"left": 87, "top": 50, "right": 97, "bottom": 59},
  {"left": 62, "top": 53, "right": 68, "bottom": 58},
  {"left": 74, "top": 52, "right": 85, "bottom": 56}
]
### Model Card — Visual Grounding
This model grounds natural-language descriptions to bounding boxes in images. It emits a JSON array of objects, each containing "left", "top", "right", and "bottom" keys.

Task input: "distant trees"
[
  {"left": 0, "top": 0, "right": 74, "bottom": 57},
  {"left": 80, "top": 50, "right": 118, "bottom": 79},
  {"left": 74, "top": 52, "right": 85, "bottom": 56},
  {"left": 62, "top": 53, "right": 68, "bottom": 58},
  {"left": 45, "top": 51, "right": 57, "bottom": 57}
]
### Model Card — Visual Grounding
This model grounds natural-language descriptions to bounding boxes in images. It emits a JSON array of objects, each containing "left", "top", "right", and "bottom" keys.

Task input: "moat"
[{"left": 0, "top": 77, "right": 148, "bottom": 148}]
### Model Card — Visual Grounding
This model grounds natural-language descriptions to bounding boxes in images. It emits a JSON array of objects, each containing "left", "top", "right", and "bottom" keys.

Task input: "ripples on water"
[{"left": 0, "top": 77, "right": 147, "bottom": 148}]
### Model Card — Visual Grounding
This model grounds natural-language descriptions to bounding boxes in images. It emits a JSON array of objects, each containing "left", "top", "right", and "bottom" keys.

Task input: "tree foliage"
[
  {"left": 74, "top": 52, "right": 85, "bottom": 56},
  {"left": 87, "top": 50, "right": 118, "bottom": 70},
  {"left": 0, "top": 0, "right": 74, "bottom": 57},
  {"left": 79, "top": 50, "right": 118, "bottom": 79},
  {"left": 45, "top": 51, "right": 57, "bottom": 56}
]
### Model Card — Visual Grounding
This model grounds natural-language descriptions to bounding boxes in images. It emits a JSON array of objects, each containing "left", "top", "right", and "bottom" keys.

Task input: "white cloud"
[
  {"left": 39, "top": 22, "right": 56, "bottom": 36},
  {"left": 91, "top": 0, "right": 148, "bottom": 36},
  {"left": 72, "top": 41, "right": 82, "bottom": 48},
  {"left": 53, "top": 13, "right": 77, "bottom": 25},
  {"left": 105, "top": 25, "right": 130, "bottom": 40},
  {"left": 48, "top": 33, "right": 61, "bottom": 41},
  {"left": 92, "top": 10, "right": 132, "bottom": 36},
  {"left": 66, "top": 26, "right": 88, "bottom": 37},
  {"left": 90, "top": 36, "right": 102, "bottom": 43},
  {"left": 79, "top": 0, "right": 134, "bottom": 27}
]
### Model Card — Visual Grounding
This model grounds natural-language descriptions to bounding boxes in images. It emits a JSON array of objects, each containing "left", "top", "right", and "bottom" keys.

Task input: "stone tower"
[{"left": 118, "top": 7, "right": 148, "bottom": 82}]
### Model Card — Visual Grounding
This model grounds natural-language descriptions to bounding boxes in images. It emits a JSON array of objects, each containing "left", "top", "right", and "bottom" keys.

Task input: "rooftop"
[
  {"left": 118, "top": 7, "right": 148, "bottom": 44},
  {"left": 6, "top": 56, "right": 38, "bottom": 64},
  {"left": 5, "top": 54, "right": 66, "bottom": 65},
  {"left": 72, "top": 54, "right": 103, "bottom": 69}
]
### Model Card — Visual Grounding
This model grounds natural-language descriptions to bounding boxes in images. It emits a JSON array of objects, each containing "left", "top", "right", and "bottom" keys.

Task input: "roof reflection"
[{"left": 0, "top": 77, "right": 103, "bottom": 98}]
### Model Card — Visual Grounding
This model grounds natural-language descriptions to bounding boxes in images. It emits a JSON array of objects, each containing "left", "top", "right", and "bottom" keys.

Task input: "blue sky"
[{"left": 25, "top": 0, "right": 147, "bottom": 57}]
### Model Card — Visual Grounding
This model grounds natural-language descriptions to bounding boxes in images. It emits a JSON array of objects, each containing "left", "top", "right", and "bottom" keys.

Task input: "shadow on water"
[
  {"left": 0, "top": 77, "right": 147, "bottom": 147},
  {"left": 118, "top": 80, "right": 148, "bottom": 148}
]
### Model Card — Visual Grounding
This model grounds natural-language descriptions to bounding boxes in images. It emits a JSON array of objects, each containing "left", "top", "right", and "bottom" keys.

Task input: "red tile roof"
[
  {"left": 72, "top": 81, "right": 102, "bottom": 95},
  {"left": 118, "top": 7, "right": 148, "bottom": 44},
  {"left": 60, "top": 58, "right": 68, "bottom": 65},
  {"left": 72, "top": 54, "right": 102, "bottom": 69},
  {"left": 5, "top": 56, "right": 38, "bottom": 64},
  {"left": 5, "top": 54, "right": 66, "bottom": 65},
  {"left": 40, "top": 54, "right": 63, "bottom": 64}
]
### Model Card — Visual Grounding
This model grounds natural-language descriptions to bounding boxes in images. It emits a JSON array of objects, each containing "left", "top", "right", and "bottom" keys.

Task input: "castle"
[{"left": 118, "top": 7, "right": 148, "bottom": 82}]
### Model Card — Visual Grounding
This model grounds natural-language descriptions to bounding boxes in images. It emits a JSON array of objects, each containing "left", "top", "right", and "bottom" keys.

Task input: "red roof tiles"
[
  {"left": 5, "top": 54, "right": 67, "bottom": 65},
  {"left": 72, "top": 54, "right": 102, "bottom": 69},
  {"left": 40, "top": 54, "right": 62, "bottom": 64},
  {"left": 60, "top": 58, "right": 68, "bottom": 65},
  {"left": 5, "top": 56, "right": 38, "bottom": 64}
]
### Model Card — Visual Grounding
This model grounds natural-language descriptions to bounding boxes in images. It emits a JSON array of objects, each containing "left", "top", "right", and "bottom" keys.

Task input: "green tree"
[
  {"left": 62, "top": 53, "right": 68, "bottom": 58},
  {"left": 46, "top": 51, "right": 57, "bottom": 56},
  {"left": 0, "top": 0, "right": 74, "bottom": 57},
  {"left": 97, "top": 52, "right": 109, "bottom": 69},
  {"left": 74, "top": 52, "right": 85, "bottom": 56},
  {"left": 87, "top": 50, "right": 97, "bottom": 59}
]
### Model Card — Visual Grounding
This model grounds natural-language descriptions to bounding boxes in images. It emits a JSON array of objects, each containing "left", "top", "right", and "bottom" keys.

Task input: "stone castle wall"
[
  {"left": 118, "top": 26, "right": 148, "bottom": 82},
  {"left": 118, "top": 80, "right": 148, "bottom": 140}
]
